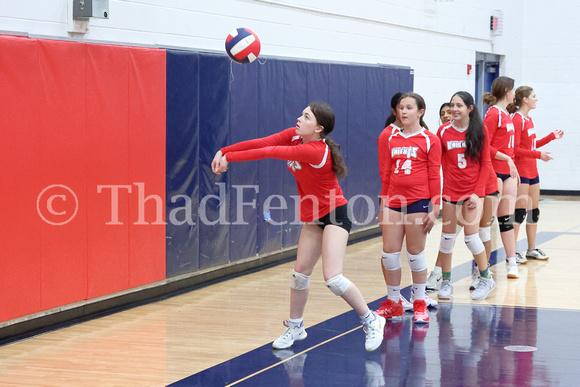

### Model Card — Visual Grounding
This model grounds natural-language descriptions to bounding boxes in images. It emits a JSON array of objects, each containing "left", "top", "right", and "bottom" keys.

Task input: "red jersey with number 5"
[
  {"left": 380, "top": 129, "right": 441, "bottom": 207},
  {"left": 437, "top": 122, "right": 492, "bottom": 201},
  {"left": 484, "top": 105, "right": 515, "bottom": 175}
]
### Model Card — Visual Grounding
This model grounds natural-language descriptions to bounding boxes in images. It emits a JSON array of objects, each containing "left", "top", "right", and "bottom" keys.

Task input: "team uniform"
[
  {"left": 378, "top": 124, "right": 402, "bottom": 198},
  {"left": 221, "top": 127, "right": 349, "bottom": 226},
  {"left": 512, "top": 112, "right": 557, "bottom": 184},
  {"left": 437, "top": 122, "right": 492, "bottom": 203},
  {"left": 379, "top": 128, "right": 442, "bottom": 211},
  {"left": 484, "top": 105, "right": 515, "bottom": 180}
]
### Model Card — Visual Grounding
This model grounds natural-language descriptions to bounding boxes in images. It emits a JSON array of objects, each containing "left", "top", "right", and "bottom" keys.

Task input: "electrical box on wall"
[{"left": 73, "top": 0, "right": 109, "bottom": 20}]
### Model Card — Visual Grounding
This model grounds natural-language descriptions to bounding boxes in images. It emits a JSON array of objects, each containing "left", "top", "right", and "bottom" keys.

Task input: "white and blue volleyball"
[{"left": 225, "top": 28, "right": 261, "bottom": 64}]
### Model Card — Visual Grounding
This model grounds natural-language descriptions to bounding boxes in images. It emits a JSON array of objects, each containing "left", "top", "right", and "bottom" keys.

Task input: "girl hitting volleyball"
[
  {"left": 482, "top": 76, "right": 520, "bottom": 279},
  {"left": 508, "top": 86, "right": 563, "bottom": 262},
  {"left": 212, "top": 102, "right": 385, "bottom": 352},
  {"left": 433, "top": 91, "right": 495, "bottom": 300},
  {"left": 376, "top": 92, "right": 441, "bottom": 324}
]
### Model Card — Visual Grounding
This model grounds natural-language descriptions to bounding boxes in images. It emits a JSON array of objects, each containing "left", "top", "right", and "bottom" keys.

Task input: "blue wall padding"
[
  {"left": 166, "top": 50, "right": 413, "bottom": 278},
  {"left": 166, "top": 50, "right": 201, "bottom": 276}
]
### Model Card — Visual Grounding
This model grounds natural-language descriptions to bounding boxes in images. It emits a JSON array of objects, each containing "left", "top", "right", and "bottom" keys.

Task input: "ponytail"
[
  {"left": 324, "top": 137, "right": 347, "bottom": 179},
  {"left": 452, "top": 91, "right": 484, "bottom": 163},
  {"left": 308, "top": 101, "right": 347, "bottom": 178}
]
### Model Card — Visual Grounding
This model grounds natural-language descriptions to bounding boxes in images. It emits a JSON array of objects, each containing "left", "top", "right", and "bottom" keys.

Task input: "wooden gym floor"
[{"left": 0, "top": 196, "right": 579, "bottom": 386}]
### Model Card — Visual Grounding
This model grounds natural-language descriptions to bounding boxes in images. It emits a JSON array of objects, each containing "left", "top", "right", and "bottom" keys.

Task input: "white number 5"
[{"left": 457, "top": 153, "right": 467, "bottom": 169}]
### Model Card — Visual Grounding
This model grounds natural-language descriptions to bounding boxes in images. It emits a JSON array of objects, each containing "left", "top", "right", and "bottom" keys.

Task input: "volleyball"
[{"left": 225, "top": 28, "right": 261, "bottom": 64}]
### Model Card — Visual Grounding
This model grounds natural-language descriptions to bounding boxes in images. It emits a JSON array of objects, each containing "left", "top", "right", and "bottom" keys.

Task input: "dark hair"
[
  {"left": 452, "top": 91, "right": 484, "bottom": 162},
  {"left": 399, "top": 92, "right": 428, "bottom": 130},
  {"left": 384, "top": 92, "right": 403, "bottom": 127},
  {"left": 308, "top": 102, "right": 347, "bottom": 179},
  {"left": 439, "top": 102, "right": 451, "bottom": 115},
  {"left": 506, "top": 86, "right": 534, "bottom": 114},
  {"left": 482, "top": 76, "right": 515, "bottom": 105}
]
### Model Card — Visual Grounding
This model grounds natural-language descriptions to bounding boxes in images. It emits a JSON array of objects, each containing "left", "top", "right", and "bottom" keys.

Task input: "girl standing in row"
[
  {"left": 376, "top": 93, "right": 441, "bottom": 324},
  {"left": 508, "top": 86, "right": 563, "bottom": 263}
]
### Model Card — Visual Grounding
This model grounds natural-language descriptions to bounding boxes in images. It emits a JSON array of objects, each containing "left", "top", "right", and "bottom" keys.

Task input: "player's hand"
[
  {"left": 507, "top": 158, "right": 520, "bottom": 184},
  {"left": 466, "top": 193, "right": 480, "bottom": 210},
  {"left": 212, "top": 150, "right": 223, "bottom": 174},
  {"left": 540, "top": 151, "right": 553, "bottom": 162},
  {"left": 423, "top": 205, "right": 439, "bottom": 234},
  {"left": 217, "top": 155, "right": 229, "bottom": 173},
  {"left": 553, "top": 130, "right": 564, "bottom": 139}
]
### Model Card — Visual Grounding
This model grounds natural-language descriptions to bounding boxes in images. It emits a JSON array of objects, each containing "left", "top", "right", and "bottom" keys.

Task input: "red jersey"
[
  {"left": 484, "top": 105, "right": 515, "bottom": 174},
  {"left": 380, "top": 128, "right": 441, "bottom": 207},
  {"left": 512, "top": 112, "right": 556, "bottom": 179},
  {"left": 378, "top": 124, "right": 402, "bottom": 196},
  {"left": 221, "top": 127, "right": 348, "bottom": 222},
  {"left": 437, "top": 122, "right": 492, "bottom": 201}
]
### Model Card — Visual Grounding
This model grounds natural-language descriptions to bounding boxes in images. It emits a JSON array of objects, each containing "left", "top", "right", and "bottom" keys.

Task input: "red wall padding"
[{"left": 0, "top": 35, "right": 166, "bottom": 322}]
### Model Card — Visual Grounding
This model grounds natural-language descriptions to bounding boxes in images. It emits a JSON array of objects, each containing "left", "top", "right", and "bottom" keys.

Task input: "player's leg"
[
  {"left": 405, "top": 212, "right": 429, "bottom": 323},
  {"left": 514, "top": 181, "right": 530, "bottom": 264},
  {"left": 321, "top": 224, "right": 385, "bottom": 351},
  {"left": 436, "top": 200, "right": 458, "bottom": 299},
  {"left": 376, "top": 208, "right": 405, "bottom": 319},
  {"left": 497, "top": 176, "right": 519, "bottom": 278},
  {"left": 273, "top": 223, "right": 322, "bottom": 349},
  {"left": 526, "top": 180, "right": 548, "bottom": 260}
]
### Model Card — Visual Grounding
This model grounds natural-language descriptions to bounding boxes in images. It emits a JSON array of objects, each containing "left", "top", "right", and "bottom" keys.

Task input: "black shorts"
[
  {"left": 496, "top": 173, "right": 511, "bottom": 182},
  {"left": 442, "top": 197, "right": 468, "bottom": 206},
  {"left": 520, "top": 175, "right": 540, "bottom": 185},
  {"left": 388, "top": 198, "right": 431, "bottom": 214},
  {"left": 315, "top": 204, "right": 352, "bottom": 233}
]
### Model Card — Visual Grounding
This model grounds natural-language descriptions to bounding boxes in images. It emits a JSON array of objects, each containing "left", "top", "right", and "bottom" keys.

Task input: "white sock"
[
  {"left": 507, "top": 256, "right": 516, "bottom": 265},
  {"left": 413, "top": 283, "right": 426, "bottom": 301},
  {"left": 360, "top": 309, "right": 375, "bottom": 324},
  {"left": 288, "top": 317, "right": 303, "bottom": 327},
  {"left": 387, "top": 285, "right": 400, "bottom": 302},
  {"left": 433, "top": 266, "right": 442, "bottom": 274}
]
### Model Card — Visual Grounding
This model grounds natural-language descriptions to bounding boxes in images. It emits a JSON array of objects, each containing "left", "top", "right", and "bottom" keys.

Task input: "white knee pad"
[
  {"left": 464, "top": 233, "right": 485, "bottom": 255},
  {"left": 439, "top": 232, "right": 457, "bottom": 254},
  {"left": 479, "top": 226, "right": 491, "bottom": 243},
  {"left": 381, "top": 251, "right": 401, "bottom": 271},
  {"left": 325, "top": 274, "right": 352, "bottom": 296},
  {"left": 290, "top": 270, "right": 310, "bottom": 290},
  {"left": 408, "top": 251, "right": 427, "bottom": 272}
]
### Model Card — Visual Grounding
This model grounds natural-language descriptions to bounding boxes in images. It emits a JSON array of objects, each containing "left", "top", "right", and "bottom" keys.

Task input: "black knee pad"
[
  {"left": 498, "top": 214, "right": 514, "bottom": 232},
  {"left": 527, "top": 208, "right": 540, "bottom": 224},
  {"left": 514, "top": 208, "right": 527, "bottom": 224}
]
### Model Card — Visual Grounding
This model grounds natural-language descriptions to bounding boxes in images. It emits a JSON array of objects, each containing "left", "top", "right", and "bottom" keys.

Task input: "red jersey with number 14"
[
  {"left": 221, "top": 127, "right": 348, "bottom": 222},
  {"left": 380, "top": 128, "right": 441, "bottom": 208},
  {"left": 437, "top": 122, "right": 492, "bottom": 201},
  {"left": 484, "top": 105, "right": 515, "bottom": 175}
]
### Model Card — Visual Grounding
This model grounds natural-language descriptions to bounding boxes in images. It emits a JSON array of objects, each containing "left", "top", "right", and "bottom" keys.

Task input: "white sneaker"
[
  {"left": 469, "top": 266, "right": 480, "bottom": 290},
  {"left": 363, "top": 314, "right": 386, "bottom": 352},
  {"left": 426, "top": 271, "right": 443, "bottom": 291},
  {"left": 400, "top": 294, "right": 413, "bottom": 311},
  {"left": 516, "top": 252, "right": 528, "bottom": 265},
  {"left": 507, "top": 263, "right": 519, "bottom": 279},
  {"left": 273, "top": 320, "right": 307, "bottom": 349},
  {"left": 471, "top": 276, "right": 496, "bottom": 300},
  {"left": 438, "top": 280, "right": 453, "bottom": 299},
  {"left": 526, "top": 248, "right": 549, "bottom": 260}
]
